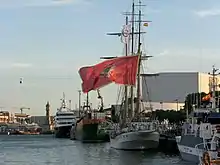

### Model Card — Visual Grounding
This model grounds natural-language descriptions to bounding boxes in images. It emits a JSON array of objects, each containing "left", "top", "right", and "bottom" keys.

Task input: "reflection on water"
[{"left": 0, "top": 135, "right": 195, "bottom": 165}]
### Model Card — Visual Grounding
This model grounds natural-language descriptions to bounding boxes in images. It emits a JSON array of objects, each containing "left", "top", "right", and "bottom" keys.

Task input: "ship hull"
[
  {"left": 73, "top": 122, "right": 109, "bottom": 143},
  {"left": 110, "top": 130, "right": 159, "bottom": 150},
  {"left": 176, "top": 135, "right": 204, "bottom": 163},
  {"left": 54, "top": 125, "right": 72, "bottom": 138}
]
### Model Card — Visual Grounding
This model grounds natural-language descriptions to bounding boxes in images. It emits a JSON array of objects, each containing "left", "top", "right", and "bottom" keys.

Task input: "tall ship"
[
  {"left": 108, "top": 0, "right": 159, "bottom": 150},
  {"left": 176, "top": 66, "right": 220, "bottom": 164},
  {"left": 76, "top": 0, "right": 159, "bottom": 149},
  {"left": 54, "top": 93, "right": 77, "bottom": 138},
  {"left": 70, "top": 90, "right": 111, "bottom": 142}
]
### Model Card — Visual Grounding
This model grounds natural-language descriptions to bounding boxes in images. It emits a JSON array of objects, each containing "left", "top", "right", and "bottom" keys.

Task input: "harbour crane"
[
  {"left": 12, "top": 106, "right": 30, "bottom": 114},
  {"left": 20, "top": 107, "right": 30, "bottom": 114}
]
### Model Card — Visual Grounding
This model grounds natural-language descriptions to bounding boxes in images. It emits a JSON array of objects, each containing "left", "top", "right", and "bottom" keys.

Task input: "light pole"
[
  {"left": 208, "top": 65, "right": 220, "bottom": 109},
  {"left": 160, "top": 101, "right": 163, "bottom": 110},
  {"left": 174, "top": 99, "right": 179, "bottom": 111}
]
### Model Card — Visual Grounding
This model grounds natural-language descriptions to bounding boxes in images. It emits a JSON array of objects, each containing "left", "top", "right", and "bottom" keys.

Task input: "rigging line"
[
  {"left": 139, "top": 20, "right": 150, "bottom": 74},
  {"left": 118, "top": 86, "right": 125, "bottom": 121},
  {"left": 134, "top": 18, "right": 139, "bottom": 54},
  {"left": 141, "top": 63, "right": 153, "bottom": 111},
  {"left": 116, "top": 86, "right": 122, "bottom": 106},
  {"left": 115, "top": 22, "right": 127, "bottom": 106},
  {"left": 133, "top": 6, "right": 151, "bottom": 111}
]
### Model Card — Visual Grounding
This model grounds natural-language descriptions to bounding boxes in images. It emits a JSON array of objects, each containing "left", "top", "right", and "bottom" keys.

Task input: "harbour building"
[{"left": 141, "top": 72, "right": 220, "bottom": 110}]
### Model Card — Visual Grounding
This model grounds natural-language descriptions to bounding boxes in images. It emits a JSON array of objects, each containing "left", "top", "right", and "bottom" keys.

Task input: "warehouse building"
[{"left": 141, "top": 72, "right": 220, "bottom": 110}]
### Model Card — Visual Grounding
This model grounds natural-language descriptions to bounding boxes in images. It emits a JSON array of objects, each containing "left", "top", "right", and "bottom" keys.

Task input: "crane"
[{"left": 20, "top": 107, "right": 30, "bottom": 114}]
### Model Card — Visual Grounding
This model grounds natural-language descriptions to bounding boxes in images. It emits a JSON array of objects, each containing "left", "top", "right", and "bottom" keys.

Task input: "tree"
[
  {"left": 184, "top": 92, "right": 207, "bottom": 114},
  {"left": 151, "top": 110, "right": 185, "bottom": 124},
  {"left": 183, "top": 91, "right": 220, "bottom": 114}
]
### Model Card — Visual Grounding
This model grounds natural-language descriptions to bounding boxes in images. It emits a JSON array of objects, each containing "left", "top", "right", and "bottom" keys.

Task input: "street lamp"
[
  {"left": 174, "top": 99, "right": 179, "bottom": 111},
  {"left": 159, "top": 101, "right": 163, "bottom": 110}
]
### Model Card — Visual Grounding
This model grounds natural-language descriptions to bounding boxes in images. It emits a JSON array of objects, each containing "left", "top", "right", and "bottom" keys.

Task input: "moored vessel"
[
  {"left": 176, "top": 66, "right": 220, "bottom": 164},
  {"left": 70, "top": 91, "right": 111, "bottom": 142},
  {"left": 76, "top": 0, "right": 159, "bottom": 149},
  {"left": 110, "top": 121, "right": 159, "bottom": 150},
  {"left": 54, "top": 93, "right": 77, "bottom": 138},
  {"left": 108, "top": 0, "right": 159, "bottom": 150}
]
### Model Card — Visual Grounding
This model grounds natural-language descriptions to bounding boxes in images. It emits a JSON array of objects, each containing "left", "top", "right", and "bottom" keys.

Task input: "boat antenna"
[{"left": 61, "top": 92, "right": 66, "bottom": 109}]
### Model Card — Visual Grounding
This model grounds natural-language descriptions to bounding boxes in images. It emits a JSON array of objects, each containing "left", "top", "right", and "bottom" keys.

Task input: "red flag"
[{"left": 79, "top": 55, "right": 139, "bottom": 93}]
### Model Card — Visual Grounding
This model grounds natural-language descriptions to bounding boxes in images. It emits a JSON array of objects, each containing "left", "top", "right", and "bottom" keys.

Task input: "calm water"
[{"left": 0, "top": 135, "right": 195, "bottom": 165}]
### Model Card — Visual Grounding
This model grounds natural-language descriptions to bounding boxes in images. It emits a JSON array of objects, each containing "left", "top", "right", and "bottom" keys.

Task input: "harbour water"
[{"left": 0, "top": 135, "right": 194, "bottom": 165}]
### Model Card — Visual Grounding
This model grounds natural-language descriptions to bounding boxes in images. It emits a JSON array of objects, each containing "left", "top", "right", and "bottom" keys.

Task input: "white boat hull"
[
  {"left": 175, "top": 135, "right": 204, "bottom": 163},
  {"left": 110, "top": 130, "right": 159, "bottom": 150},
  {"left": 177, "top": 144, "right": 203, "bottom": 163}
]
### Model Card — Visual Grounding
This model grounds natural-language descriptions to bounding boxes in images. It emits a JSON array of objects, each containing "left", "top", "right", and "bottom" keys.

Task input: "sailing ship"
[
  {"left": 54, "top": 93, "right": 77, "bottom": 138},
  {"left": 176, "top": 66, "right": 220, "bottom": 164},
  {"left": 76, "top": 0, "right": 159, "bottom": 148},
  {"left": 108, "top": 0, "right": 159, "bottom": 150},
  {"left": 70, "top": 90, "right": 111, "bottom": 142}
]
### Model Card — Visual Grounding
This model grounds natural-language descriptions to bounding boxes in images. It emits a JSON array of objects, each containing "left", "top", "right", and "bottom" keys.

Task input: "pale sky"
[{"left": 0, "top": 0, "right": 220, "bottom": 115}]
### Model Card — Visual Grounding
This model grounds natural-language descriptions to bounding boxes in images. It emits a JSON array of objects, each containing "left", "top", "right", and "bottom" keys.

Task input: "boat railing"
[
  {"left": 180, "top": 123, "right": 220, "bottom": 138},
  {"left": 110, "top": 121, "right": 161, "bottom": 136}
]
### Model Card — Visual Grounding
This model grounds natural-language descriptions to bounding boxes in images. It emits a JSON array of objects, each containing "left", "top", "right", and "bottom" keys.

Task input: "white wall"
[
  {"left": 142, "top": 72, "right": 199, "bottom": 103},
  {"left": 198, "top": 73, "right": 220, "bottom": 93},
  {"left": 143, "top": 102, "right": 185, "bottom": 111}
]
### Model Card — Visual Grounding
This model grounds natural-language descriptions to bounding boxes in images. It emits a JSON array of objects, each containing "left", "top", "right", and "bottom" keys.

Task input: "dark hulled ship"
[{"left": 70, "top": 90, "right": 110, "bottom": 142}]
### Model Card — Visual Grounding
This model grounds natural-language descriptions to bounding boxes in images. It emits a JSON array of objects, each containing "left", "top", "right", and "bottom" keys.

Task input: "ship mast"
[
  {"left": 105, "top": 1, "right": 147, "bottom": 123},
  {"left": 123, "top": 16, "right": 129, "bottom": 126},
  {"left": 129, "top": 1, "right": 135, "bottom": 119},
  {"left": 134, "top": 0, "right": 152, "bottom": 117},
  {"left": 105, "top": 15, "right": 130, "bottom": 127},
  {"left": 135, "top": 1, "right": 142, "bottom": 116}
]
